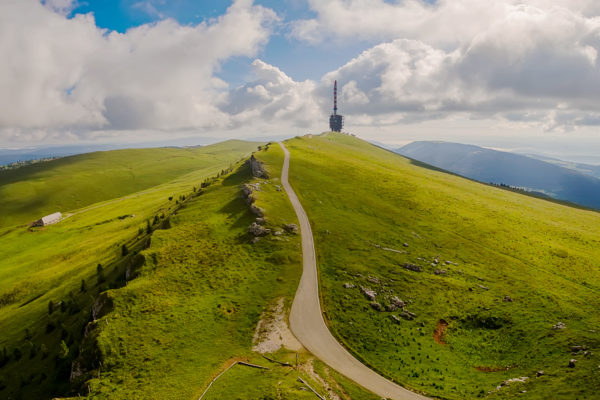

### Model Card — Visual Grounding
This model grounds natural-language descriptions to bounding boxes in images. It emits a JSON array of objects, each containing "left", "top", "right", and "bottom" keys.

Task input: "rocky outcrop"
[
  {"left": 390, "top": 296, "right": 405, "bottom": 309},
  {"left": 361, "top": 287, "right": 377, "bottom": 301},
  {"left": 403, "top": 263, "right": 422, "bottom": 272},
  {"left": 496, "top": 376, "right": 529, "bottom": 390},
  {"left": 92, "top": 292, "right": 114, "bottom": 321},
  {"left": 125, "top": 253, "right": 145, "bottom": 281},
  {"left": 248, "top": 222, "right": 271, "bottom": 237},
  {"left": 250, "top": 205, "right": 265, "bottom": 217},
  {"left": 552, "top": 321, "right": 566, "bottom": 330},
  {"left": 249, "top": 155, "right": 268, "bottom": 178},
  {"left": 283, "top": 223, "right": 298, "bottom": 234},
  {"left": 399, "top": 311, "right": 417, "bottom": 320}
]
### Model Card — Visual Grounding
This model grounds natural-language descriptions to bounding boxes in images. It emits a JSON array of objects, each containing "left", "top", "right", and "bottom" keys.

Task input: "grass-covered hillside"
[
  {"left": 0, "top": 140, "right": 257, "bottom": 228},
  {"left": 0, "top": 140, "right": 378, "bottom": 400},
  {"left": 0, "top": 141, "right": 257, "bottom": 399},
  {"left": 79, "top": 145, "right": 378, "bottom": 399},
  {"left": 280, "top": 132, "right": 600, "bottom": 399}
]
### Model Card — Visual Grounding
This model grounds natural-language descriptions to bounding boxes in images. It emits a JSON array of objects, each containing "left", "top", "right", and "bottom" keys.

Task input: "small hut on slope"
[{"left": 32, "top": 212, "right": 62, "bottom": 227}]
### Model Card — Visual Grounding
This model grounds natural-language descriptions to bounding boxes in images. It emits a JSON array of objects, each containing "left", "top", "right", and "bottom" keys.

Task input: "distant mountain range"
[
  {"left": 396, "top": 141, "right": 600, "bottom": 210},
  {"left": 523, "top": 153, "right": 600, "bottom": 180}
]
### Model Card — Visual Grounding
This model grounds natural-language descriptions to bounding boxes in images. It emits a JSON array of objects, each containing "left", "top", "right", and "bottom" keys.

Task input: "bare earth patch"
[
  {"left": 433, "top": 319, "right": 448, "bottom": 345},
  {"left": 252, "top": 298, "right": 303, "bottom": 353}
]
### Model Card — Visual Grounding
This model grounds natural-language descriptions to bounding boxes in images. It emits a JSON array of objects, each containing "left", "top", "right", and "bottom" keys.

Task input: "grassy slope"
[
  {"left": 0, "top": 140, "right": 256, "bottom": 228},
  {"left": 282, "top": 132, "right": 600, "bottom": 399},
  {"left": 84, "top": 145, "right": 378, "bottom": 399},
  {"left": 0, "top": 141, "right": 257, "bottom": 399}
]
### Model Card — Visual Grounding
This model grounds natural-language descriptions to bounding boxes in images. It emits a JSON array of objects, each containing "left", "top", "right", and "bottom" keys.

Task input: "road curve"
[{"left": 280, "top": 142, "right": 429, "bottom": 400}]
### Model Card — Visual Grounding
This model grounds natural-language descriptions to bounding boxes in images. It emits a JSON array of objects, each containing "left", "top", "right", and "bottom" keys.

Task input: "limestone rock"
[
  {"left": 283, "top": 223, "right": 298, "bottom": 234},
  {"left": 249, "top": 155, "right": 268, "bottom": 178},
  {"left": 250, "top": 205, "right": 265, "bottom": 217},
  {"left": 552, "top": 322, "right": 566, "bottom": 330},
  {"left": 248, "top": 222, "right": 270, "bottom": 237},
  {"left": 361, "top": 287, "right": 377, "bottom": 301},
  {"left": 403, "top": 263, "right": 422, "bottom": 272}
]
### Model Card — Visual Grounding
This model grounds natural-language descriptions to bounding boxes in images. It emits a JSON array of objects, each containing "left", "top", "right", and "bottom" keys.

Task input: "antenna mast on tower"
[{"left": 329, "top": 80, "right": 344, "bottom": 132}]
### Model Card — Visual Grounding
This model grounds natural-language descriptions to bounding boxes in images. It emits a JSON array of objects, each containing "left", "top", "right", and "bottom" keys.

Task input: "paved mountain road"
[{"left": 279, "top": 142, "right": 428, "bottom": 400}]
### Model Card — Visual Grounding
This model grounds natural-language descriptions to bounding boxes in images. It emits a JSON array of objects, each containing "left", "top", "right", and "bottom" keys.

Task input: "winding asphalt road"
[{"left": 279, "top": 142, "right": 428, "bottom": 400}]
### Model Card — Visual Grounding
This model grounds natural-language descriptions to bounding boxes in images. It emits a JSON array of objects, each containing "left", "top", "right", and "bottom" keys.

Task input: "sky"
[{"left": 3, "top": 0, "right": 600, "bottom": 162}]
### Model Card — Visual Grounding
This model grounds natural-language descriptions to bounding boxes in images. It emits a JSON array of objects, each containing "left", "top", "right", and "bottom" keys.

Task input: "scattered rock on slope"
[
  {"left": 403, "top": 263, "right": 422, "bottom": 272},
  {"left": 283, "top": 223, "right": 298, "bottom": 234},
  {"left": 361, "top": 287, "right": 377, "bottom": 301},
  {"left": 248, "top": 222, "right": 271, "bottom": 236},
  {"left": 399, "top": 311, "right": 416, "bottom": 320},
  {"left": 386, "top": 296, "right": 405, "bottom": 311},
  {"left": 250, "top": 205, "right": 265, "bottom": 217},
  {"left": 496, "top": 377, "right": 529, "bottom": 390},
  {"left": 553, "top": 322, "right": 566, "bottom": 330}
]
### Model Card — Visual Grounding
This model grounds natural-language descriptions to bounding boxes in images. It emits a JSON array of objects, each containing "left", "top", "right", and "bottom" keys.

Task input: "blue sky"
[{"left": 68, "top": 0, "right": 369, "bottom": 84}]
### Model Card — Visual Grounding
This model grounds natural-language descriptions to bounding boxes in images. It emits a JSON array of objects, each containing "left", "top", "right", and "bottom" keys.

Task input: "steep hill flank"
[{"left": 279, "top": 132, "right": 600, "bottom": 399}]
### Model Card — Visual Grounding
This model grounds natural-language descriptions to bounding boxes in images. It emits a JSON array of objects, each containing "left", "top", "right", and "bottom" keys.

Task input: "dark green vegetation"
[
  {"left": 280, "top": 133, "right": 600, "bottom": 399},
  {"left": 0, "top": 140, "right": 256, "bottom": 227},
  {"left": 397, "top": 141, "right": 600, "bottom": 210}
]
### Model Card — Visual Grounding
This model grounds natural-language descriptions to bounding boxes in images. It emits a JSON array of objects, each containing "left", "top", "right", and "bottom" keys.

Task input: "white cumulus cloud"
[{"left": 0, "top": 0, "right": 277, "bottom": 143}]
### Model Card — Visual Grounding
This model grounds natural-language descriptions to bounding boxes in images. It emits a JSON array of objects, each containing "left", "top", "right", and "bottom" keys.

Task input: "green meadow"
[
  {"left": 0, "top": 141, "right": 257, "bottom": 398},
  {"left": 0, "top": 140, "right": 377, "bottom": 399},
  {"left": 0, "top": 140, "right": 257, "bottom": 228},
  {"left": 1, "top": 132, "right": 599, "bottom": 399},
  {"left": 82, "top": 145, "right": 376, "bottom": 399},
  {"left": 277, "top": 132, "right": 600, "bottom": 399}
]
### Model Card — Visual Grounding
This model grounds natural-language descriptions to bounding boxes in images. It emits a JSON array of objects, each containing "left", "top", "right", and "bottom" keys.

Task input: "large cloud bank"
[
  {"left": 301, "top": 0, "right": 600, "bottom": 132},
  {"left": 2, "top": 0, "right": 600, "bottom": 145}
]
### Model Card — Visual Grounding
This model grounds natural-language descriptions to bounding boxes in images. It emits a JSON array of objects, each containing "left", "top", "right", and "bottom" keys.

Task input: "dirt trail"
[{"left": 279, "top": 142, "right": 428, "bottom": 400}]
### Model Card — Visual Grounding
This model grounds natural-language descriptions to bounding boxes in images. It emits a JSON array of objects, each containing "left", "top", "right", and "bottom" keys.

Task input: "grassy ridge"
[
  {"left": 0, "top": 140, "right": 257, "bottom": 228},
  {"left": 84, "top": 145, "right": 379, "bottom": 399},
  {"left": 0, "top": 142, "right": 257, "bottom": 399},
  {"left": 281, "top": 132, "right": 600, "bottom": 399}
]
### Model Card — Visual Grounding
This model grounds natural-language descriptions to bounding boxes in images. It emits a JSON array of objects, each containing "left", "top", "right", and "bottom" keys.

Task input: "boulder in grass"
[
  {"left": 248, "top": 222, "right": 270, "bottom": 237},
  {"left": 283, "top": 223, "right": 298, "bottom": 234},
  {"left": 361, "top": 287, "right": 377, "bottom": 301}
]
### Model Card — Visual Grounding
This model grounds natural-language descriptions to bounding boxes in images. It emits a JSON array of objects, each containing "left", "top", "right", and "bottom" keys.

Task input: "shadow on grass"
[
  {"left": 221, "top": 160, "right": 252, "bottom": 186},
  {"left": 217, "top": 160, "right": 259, "bottom": 243}
]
